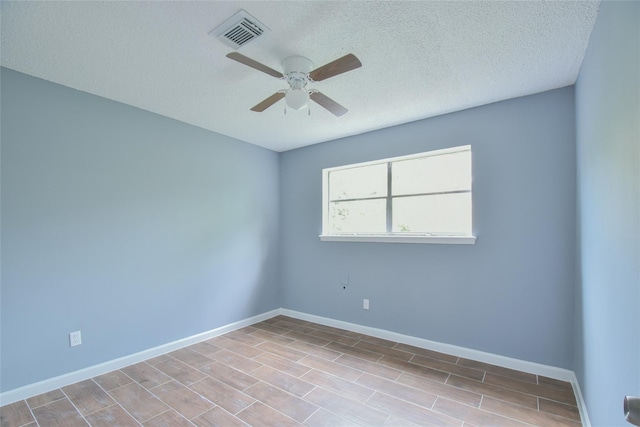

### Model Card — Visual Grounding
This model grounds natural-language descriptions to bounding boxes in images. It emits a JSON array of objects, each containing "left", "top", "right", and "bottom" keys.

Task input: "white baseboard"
[
  {"left": 0, "top": 307, "right": 591, "bottom": 427},
  {"left": 0, "top": 309, "right": 279, "bottom": 406},
  {"left": 280, "top": 309, "right": 591, "bottom": 427},
  {"left": 281, "top": 309, "right": 572, "bottom": 379},
  {"left": 569, "top": 371, "right": 592, "bottom": 427}
]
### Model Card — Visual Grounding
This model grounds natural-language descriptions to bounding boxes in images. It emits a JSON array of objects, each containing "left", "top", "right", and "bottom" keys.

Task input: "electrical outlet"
[
  {"left": 69, "top": 331, "right": 82, "bottom": 347},
  {"left": 363, "top": 299, "right": 370, "bottom": 310}
]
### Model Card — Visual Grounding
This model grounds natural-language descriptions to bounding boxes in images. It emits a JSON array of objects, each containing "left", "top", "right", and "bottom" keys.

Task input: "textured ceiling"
[{"left": 1, "top": 1, "right": 599, "bottom": 152}]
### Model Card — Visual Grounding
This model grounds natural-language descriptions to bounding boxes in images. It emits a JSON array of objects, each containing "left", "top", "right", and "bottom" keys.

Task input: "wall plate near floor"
[{"left": 69, "top": 331, "right": 82, "bottom": 347}]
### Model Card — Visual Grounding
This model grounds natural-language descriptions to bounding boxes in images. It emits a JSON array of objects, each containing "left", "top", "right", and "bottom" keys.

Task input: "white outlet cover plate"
[{"left": 70, "top": 331, "right": 82, "bottom": 347}]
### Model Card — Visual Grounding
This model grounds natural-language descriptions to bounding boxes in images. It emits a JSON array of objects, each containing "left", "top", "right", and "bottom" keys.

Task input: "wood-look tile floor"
[{"left": 1, "top": 315, "right": 582, "bottom": 427}]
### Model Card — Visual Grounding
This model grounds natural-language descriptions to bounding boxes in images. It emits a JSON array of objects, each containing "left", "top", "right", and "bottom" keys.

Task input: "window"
[{"left": 321, "top": 145, "right": 475, "bottom": 244}]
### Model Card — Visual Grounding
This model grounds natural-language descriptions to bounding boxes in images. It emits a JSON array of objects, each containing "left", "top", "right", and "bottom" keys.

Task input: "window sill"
[{"left": 319, "top": 234, "right": 476, "bottom": 245}]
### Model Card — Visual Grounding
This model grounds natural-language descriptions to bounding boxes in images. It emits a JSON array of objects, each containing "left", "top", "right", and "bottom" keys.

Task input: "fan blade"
[
  {"left": 309, "top": 54, "right": 362, "bottom": 82},
  {"left": 251, "top": 92, "right": 285, "bottom": 112},
  {"left": 310, "top": 92, "right": 348, "bottom": 117},
  {"left": 226, "top": 52, "right": 283, "bottom": 78}
]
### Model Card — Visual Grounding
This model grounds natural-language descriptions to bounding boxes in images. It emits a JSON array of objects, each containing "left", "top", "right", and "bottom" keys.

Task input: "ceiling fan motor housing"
[
  {"left": 282, "top": 56, "right": 313, "bottom": 75},
  {"left": 282, "top": 56, "right": 313, "bottom": 90}
]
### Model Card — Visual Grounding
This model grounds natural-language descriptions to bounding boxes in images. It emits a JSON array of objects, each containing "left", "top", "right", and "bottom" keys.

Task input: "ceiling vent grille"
[{"left": 210, "top": 10, "right": 269, "bottom": 50}]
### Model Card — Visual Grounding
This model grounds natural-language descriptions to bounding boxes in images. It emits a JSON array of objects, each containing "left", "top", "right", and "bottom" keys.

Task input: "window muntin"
[{"left": 322, "top": 146, "right": 473, "bottom": 242}]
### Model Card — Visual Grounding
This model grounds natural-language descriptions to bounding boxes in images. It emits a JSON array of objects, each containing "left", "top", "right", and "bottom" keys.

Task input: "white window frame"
[{"left": 320, "top": 146, "right": 476, "bottom": 244}]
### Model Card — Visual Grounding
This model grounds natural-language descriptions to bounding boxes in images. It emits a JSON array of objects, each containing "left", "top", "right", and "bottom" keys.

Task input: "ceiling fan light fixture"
[{"left": 285, "top": 89, "right": 309, "bottom": 110}]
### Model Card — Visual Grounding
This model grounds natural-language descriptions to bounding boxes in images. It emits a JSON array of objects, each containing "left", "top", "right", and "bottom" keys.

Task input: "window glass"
[
  {"left": 392, "top": 150, "right": 471, "bottom": 196},
  {"left": 328, "top": 199, "right": 386, "bottom": 233},
  {"left": 329, "top": 163, "right": 387, "bottom": 201},
  {"left": 392, "top": 193, "right": 472, "bottom": 234}
]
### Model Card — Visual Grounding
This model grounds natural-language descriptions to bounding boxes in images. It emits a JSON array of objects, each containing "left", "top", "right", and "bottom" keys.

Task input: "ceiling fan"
[{"left": 226, "top": 52, "right": 362, "bottom": 117}]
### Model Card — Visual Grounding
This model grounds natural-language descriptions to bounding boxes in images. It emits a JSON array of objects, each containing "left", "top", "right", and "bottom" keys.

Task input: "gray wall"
[
  {"left": 574, "top": 1, "right": 640, "bottom": 425},
  {"left": 280, "top": 87, "right": 577, "bottom": 369},
  {"left": 0, "top": 68, "right": 280, "bottom": 392}
]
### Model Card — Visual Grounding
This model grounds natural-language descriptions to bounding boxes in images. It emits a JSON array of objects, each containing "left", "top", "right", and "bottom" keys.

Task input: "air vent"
[{"left": 210, "top": 10, "right": 269, "bottom": 50}]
